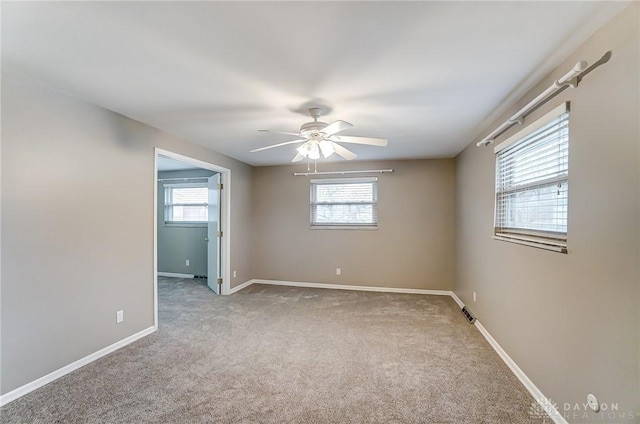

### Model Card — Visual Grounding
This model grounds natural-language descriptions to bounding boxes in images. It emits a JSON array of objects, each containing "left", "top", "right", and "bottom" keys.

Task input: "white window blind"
[
  {"left": 164, "top": 183, "right": 208, "bottom": 224},
  {"left": 494, "top": 103, "right": 569, "bottom": 252},
  {"left": 310, "top": 177, "right": 378, "bottom": 228}
]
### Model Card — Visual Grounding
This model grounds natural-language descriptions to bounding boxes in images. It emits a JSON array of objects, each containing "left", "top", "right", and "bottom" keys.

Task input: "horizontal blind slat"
[
  {"left": 164, "top": 185, "right": 209, "bottom": 223},
  {"left": 495, "top": 110, "right": 569, "bottom": 243},
  {"left": 310, "top": 179, "right": 378, "bottom": 226}
]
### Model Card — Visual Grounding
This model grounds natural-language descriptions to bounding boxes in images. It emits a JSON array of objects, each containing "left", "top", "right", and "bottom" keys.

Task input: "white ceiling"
[{"left": 2, "top": 1, "right": 627, "bottom": 166}]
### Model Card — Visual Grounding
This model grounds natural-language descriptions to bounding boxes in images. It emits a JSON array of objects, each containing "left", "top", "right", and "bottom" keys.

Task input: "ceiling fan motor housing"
[{"left": 300, "top": 121, "right": 329, "bottom": 139}]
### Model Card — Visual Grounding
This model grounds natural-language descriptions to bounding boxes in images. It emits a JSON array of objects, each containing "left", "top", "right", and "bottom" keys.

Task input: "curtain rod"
[
  {"left": 157, "top": 177, "right": 209, "bottom": 182},
  {"left": 293, "top": 169, "right": 394, "bottom": 177},
  {"left": 477, "top": 51, "right": 611, "bottom": 147}
]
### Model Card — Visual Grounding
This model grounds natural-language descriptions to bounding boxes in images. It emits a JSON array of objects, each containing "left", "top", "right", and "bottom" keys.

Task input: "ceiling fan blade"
[
  {"left": 332, "top": 142, "right": 358, "bottom": 160},
  {"left": 329, "top": 135, "right": 388, "bottom": 146},
  {"left": 250, "top": 139, "right": 305, "bottom": 152},
  {"left": 258, "top": 129, "right": 303, "bottom": 137},
  {"left": 321, "top": 120, "right": 353, "bottom": 136},
  {"left": 291, "top": 153, "right": 304, "bottom": 162}
]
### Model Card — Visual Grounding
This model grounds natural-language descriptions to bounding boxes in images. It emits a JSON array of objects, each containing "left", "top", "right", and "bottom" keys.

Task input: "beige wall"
[
  {"left": 252, "top": 159, "right": 455, "bottom": 290},
  {"left": 454, "top": 4, "right": 639, "bottom": 421},
  {"left": 0, "top": 74, "right": 253, "bottom": 394}
]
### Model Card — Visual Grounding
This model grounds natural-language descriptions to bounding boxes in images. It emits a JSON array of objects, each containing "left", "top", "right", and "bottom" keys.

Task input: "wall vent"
[{"left": 461, "top": 306, "right": 476, "bottom": 324}]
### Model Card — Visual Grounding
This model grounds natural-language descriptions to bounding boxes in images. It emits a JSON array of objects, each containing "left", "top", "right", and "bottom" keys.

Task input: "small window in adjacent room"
[
  {"left": 164, "top": 183, "right": 208, "bottom": 225},
  {"left": 310, "top": 177, "right": 378, "bottom": 229},
  {"left": 493, "top": 102, "right": 569, "bottom": 253}
]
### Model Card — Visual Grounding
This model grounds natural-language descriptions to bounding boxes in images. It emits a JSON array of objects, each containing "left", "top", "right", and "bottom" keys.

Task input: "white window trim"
[
  {"left": 309, "top": 177, "right": 379, "bottom": 230},
  {"left": 309, "top": 226, "right": 379, "bottom": 231},
  {"left": 493, "top": 102, "right": 569, "bottom": 254}
]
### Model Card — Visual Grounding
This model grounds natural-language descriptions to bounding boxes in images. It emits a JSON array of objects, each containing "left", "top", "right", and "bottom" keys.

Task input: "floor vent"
[{"left": 461, "top": 306, "right": 476, "bottom": 324}]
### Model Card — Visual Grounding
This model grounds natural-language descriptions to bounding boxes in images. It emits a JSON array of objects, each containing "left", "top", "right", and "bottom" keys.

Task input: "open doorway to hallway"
[
  {"left": 154, "top": 149, "right": 231, "bottom": 326},
  {"left": 157, "top": 156, "right": 216, "bottom": 282}
]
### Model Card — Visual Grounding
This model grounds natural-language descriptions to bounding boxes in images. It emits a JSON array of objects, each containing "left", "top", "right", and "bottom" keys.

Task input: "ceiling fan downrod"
[{"left": 308, "top": 107, "right": 323, "bottom": 122}]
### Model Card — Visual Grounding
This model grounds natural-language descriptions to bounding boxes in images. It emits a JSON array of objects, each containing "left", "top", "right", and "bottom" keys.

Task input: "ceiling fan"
[{"left": 251, "top": 108, "right": 388, "bottom": 162}]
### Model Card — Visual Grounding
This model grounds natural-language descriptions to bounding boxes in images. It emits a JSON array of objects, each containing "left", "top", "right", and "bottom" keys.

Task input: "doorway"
[{"left": 153, "top": 148, "right": 231, "bottom": 327}]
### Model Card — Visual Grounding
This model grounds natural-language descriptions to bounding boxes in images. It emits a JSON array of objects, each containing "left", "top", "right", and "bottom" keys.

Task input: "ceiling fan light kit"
[
  {"left": 297, "top": 142, "right": 320, "bottom": 160},
  {"left": 252, "top": 107, "right": 388, "bottom": 163},
  {"left": 295, "top": 138, "right": 335, "bottom": 160}
]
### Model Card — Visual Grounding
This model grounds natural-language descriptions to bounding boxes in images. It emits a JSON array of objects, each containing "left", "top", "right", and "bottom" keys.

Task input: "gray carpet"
[{"left": 1, "top": 277, "right": 549, "bottom": 423}]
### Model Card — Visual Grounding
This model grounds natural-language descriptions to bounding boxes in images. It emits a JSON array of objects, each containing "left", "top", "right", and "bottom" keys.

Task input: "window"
[
  {"left": 494, "top": 102, "right": 569, "bottom": 253},
  {"left": 164, "top": 183, "right": 208, "bottom": 225},
  {"left": 310, "top": 177, "right": 378, "bottom": 228}
]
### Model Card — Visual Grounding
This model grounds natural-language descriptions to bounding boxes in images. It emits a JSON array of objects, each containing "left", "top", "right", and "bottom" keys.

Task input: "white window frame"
[
  {"left": 309, "top": 177, "right": 378, "bottom": 230},
  {"left": 164, "top": 182, "right": 208, "bottom": 227},
  {"left": 493, "top": 102, "right": 569, "bottom": 253}
]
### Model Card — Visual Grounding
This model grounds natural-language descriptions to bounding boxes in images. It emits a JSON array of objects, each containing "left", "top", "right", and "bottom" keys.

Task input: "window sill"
[
  {"left": 164, "top": 222, "right": 208, "bottom": 228},
  {"left": 310, "top": 225, "right": 378, "bottom": 231},
  {"left": 493, "top": 235, "right": 567, "bottom": 254}
]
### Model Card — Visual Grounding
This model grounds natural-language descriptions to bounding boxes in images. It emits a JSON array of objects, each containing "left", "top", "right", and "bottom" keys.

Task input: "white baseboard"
[
  {"left": 447, "top": 292, "right": 567, "bottom": 423},
  {"left": 0, "top": 326, "right": 156, "bottom": 407},
  {"left": 228, "top": 279, "right": 257, "bottom": 294},
  {"left": 252, "top": 279, "right": 453, "bottom": 296},
  {"left": 472, "top": 321, "right": 566, "bottom": 423},
  {"left": 157, "top": 272, "right": 194, "bottom": 279},
  {"left": 449, "top": 292, "right": 465, "bottom": 308}
]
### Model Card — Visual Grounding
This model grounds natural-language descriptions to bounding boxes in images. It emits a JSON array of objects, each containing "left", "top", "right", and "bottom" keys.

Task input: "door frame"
[{"left": 153, "top": 148, "right": 232, "bottom": 328}]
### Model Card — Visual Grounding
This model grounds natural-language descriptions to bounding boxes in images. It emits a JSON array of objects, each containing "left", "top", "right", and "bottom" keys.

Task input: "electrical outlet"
[
  {"left": 116, "top": 310, "right": 124, "bottom": 323},
  {"left": 473, "top": 291, "right": 477, "bottom": 302},
  {"left": 233, "top": 270, "right": 237, "bottom": 278},
  {"left": 587, "top": 394, "right": 600, "bottom": 412},
  {"left": 186, "top": 259, "right": 190, "bottom": 267},
  {"left": 336, "top": 268, "right": 341, "bottom": 276}
]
